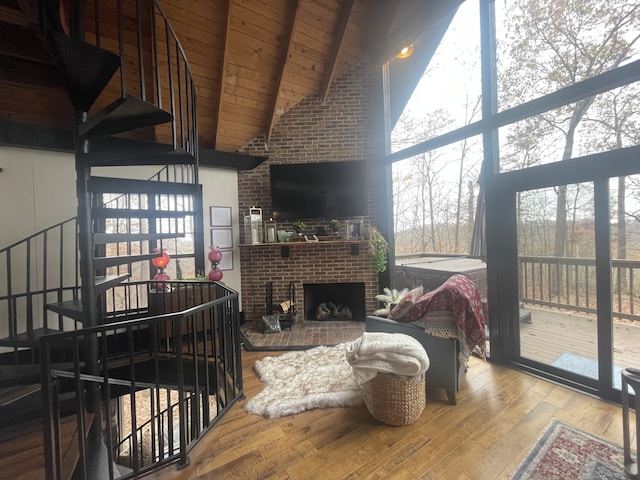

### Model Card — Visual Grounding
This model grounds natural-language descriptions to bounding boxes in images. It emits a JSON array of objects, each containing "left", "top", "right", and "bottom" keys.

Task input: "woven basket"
[{"left": 362, "top": 373, "right": 426, "bottom": 426}]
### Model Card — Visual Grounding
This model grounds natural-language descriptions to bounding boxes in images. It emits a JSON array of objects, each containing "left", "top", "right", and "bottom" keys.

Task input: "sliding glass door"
[{"left": 517, "top": 182, "right": 602, "bottom": 388}]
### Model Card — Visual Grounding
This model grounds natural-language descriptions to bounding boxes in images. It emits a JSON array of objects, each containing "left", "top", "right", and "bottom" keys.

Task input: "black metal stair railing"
[
  {"left": 0, "top": 217, "right": 81, "bottom": 349},
  {"left": 40, "top": 281, "right": 244, "bottom": 480}
]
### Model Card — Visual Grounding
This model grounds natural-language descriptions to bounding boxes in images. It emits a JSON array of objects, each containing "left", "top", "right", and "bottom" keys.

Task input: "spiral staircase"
[{"left": 0, "top": 1, "right": 243, "bottom": 478}]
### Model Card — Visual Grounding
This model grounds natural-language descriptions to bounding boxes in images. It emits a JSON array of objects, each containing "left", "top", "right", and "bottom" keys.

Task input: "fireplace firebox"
[{"left": 303, "top": 282, "right": 366, "bottom": 321}]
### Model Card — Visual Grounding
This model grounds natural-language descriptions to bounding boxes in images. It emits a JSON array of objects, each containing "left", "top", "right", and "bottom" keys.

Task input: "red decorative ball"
[
  {"left": 208, "top": 268, "right": 223, "bottom": 281},
  {"left": 208, "top": 246, "right": 223, "bottom": 263}
]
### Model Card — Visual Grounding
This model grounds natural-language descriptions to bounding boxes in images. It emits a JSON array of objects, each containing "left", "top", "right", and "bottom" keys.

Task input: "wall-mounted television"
[{"left": 270, "top": 161, "right": 367, "bottom": 220}]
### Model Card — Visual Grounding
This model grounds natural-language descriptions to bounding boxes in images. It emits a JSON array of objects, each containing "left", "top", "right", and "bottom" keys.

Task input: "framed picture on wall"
[
  {"left": 210, "top": 228, "right": 233, "bottom": 249},
  {"left": 218, "top": 251, "right": 233, "bottom": 271},
  {"left": 210, "top": 206, "right": 232, "bottom": 227}
]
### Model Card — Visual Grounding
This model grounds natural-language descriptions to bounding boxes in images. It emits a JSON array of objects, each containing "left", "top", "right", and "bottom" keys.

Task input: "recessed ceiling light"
[{"left": 396, "top": 44, "right": 414, "bottom": 59}]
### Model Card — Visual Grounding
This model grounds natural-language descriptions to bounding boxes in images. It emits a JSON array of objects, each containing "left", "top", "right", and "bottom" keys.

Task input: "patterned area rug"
[{"left": 512, "top": 420, "right": 626, "bottom": 479}]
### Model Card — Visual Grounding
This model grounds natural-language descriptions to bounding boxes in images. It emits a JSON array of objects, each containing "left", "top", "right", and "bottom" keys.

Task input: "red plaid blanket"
[{"left": 403, "top": 274, "right": 486, "bottom": 363}]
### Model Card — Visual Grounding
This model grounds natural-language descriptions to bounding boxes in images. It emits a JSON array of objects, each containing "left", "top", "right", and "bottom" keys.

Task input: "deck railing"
[
  {"left": 519, "top": 255, "right": 640, "bottom": 322},
  {"left": 40, "top": 281, "right": 243, "bottom": 480}
]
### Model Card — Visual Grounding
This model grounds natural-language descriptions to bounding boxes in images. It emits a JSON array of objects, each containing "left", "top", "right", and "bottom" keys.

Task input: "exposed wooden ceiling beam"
[
  {"left": 320, "top": 0, "right": 355, "bottom": 104},
  {"left": 214, "top": 0, "right": 232, "bottom": 150},
  {"left": 266, "top": 0, "right": 300, "bottom": 142}
]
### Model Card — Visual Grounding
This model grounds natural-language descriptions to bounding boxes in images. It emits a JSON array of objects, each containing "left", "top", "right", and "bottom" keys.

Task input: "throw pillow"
[{"left": 388, "top": 286, "right": 423, "bottom": 320}]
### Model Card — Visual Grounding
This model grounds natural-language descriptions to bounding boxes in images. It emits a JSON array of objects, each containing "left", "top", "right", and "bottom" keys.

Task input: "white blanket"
[{"left": 345, "top": 332, "right": 430, "bottom": 384}]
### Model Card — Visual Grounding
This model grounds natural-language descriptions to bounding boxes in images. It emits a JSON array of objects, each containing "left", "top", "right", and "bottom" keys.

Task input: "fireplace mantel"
[{"left": 239, "top": 240, "right": 379, "bottom": 327}]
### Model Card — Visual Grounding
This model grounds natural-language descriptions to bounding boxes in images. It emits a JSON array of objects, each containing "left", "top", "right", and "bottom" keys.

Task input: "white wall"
[
  {"left": 0, "top": 146, "right": 76, "bottom": 248},
  {"left": 0, "top": 146, "right": 243, "bottom": 307},
  {"left": 199, "top": 167, "right": 242, "bottom": 303}
]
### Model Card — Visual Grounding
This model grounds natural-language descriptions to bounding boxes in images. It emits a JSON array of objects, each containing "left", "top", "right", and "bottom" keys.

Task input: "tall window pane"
[
  {"left": 390, "top": 0, "right": 481, "bottom": 153},
  {"left": 496, "top": 0, "right": 640, "bottom": 111}
]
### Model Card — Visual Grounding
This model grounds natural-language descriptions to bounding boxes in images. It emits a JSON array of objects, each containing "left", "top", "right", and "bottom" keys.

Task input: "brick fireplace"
[
  {"left": 304, "top": 282, "right": 366, "bottom": 321},
  {"left": 239, "top": 240, "right": 378, "bottom": 326}
]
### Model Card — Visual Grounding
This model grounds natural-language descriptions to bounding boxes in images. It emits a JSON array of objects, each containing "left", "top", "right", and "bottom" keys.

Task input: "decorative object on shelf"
[
  {"left": 264, "top": 218, "right": 277, "bottom": 243},
  {"left": 208, "top": 246, "right": 224, "bottom": 281},
  {"left": 293, "top": 221, "right": 306, "bottom": 236},
  {"left": 244, "top": 206, "right": 263, "bottom": 244},
  {"left": 329, "top": 219, "right": 342, "bottom": 236},
  {"left": 345, "top": 218, "right": 364, "bottom": 240},
  {"left": 152, "top": 248, "right": 171, "bottom": 290},
  {"left": 368, "top": 226, "right": 389, "bottom": 272},
  {"left": 277, "top": 230, "right": 293, "bottom": 242},
  {"left": 304, "top": 234, "right": 319, "bottom": 242}
]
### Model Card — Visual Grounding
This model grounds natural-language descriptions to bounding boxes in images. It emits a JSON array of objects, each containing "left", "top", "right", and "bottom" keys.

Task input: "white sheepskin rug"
[{"left": 244, "top": 344, "right": 363, "bottom": 418}]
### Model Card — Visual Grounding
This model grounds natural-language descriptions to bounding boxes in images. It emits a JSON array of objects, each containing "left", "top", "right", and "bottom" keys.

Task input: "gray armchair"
[{"left": 366, "top": 315, "right": 464, "bottom": 404}]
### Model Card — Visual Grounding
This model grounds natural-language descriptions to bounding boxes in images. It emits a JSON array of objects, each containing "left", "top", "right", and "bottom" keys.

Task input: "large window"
[{"left": 385, "top": 0, "right": 640, "bottom": 397}]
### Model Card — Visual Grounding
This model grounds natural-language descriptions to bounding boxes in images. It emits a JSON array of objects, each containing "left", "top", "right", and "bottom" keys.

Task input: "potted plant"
[
  {"left": 293, "top": 221, "right": 306, "bottom": 236},
  {"left": 329, "top": 219, "right": 342, "bottom": 236},
  {"left": 373, "top": 287, "right": 409, "bottom": 316},
  {"left": 368, "top": 226, "right": 389, "bottom": 273}
]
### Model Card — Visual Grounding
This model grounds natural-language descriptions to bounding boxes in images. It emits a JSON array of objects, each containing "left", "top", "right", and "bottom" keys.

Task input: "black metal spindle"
[
  {"left": 136, "top": 0, "right": 146, "bottom": 100},
  {"left": 176, "top": 52, "right": 184, "bottom": 147},
  {"left": 152, "top": 3, "right": 162, "bottom": 108},
  {"left": 74, "top": 337, "right": 88, "bottom": 479},
  {"left": 127, "top": 326, "right": 139, "bottom": 471},
  {"left": 6, "top": 249, "right": 14, "bottom": 338},
  {"left": 117, "top": 0, "right": 126, "bottom": 95},
  {"left": 42, "top": 230, "right": 48, "bottom": 330},
  {"left": 41, "top": 339, "right": 57, "bottom": 480},
  {"left": 26, "top": 239, "right": 33, "bottom": 333},
  {"left": 94, "top": 0, "right": 101, "bottom": 47},
  {"left": 100, "top": 331, "right": 116, "bottom": 480},
  {"left": 630, "top": 269, "right": 635, "bottom": 315},
  {"left": 165, "top": 18, "right": 177, "bottom": 148}
]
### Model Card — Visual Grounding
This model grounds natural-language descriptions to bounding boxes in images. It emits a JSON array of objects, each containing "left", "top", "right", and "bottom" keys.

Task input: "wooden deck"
[{"left": 516, "top": 305, "right": 640, "bottom": 376}]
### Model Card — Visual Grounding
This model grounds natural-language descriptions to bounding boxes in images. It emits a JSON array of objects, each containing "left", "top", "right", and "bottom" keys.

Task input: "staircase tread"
[
  {"left": 46, "top": 299, "right": 84, "bottom": 322},
  {"left": 95, "top": 273, "right": 131, "bottom": 293},
  {"left": 49, "top": 32, "right": 120, "bottom": 112},
  {"left": 82, "top": 144, "right": 196, "bottom": 167},
  {"left": 0, "top": 328, "right": 59, "bottom": 347},
  {"left": 94, "top": 253, "right": 167, "bottom": 270},
  {"left": 78, "top": 95, "right": 173, "bottom": 139},
  {"left": 88, "top": 176, "right": 200, "bottom": 195}
]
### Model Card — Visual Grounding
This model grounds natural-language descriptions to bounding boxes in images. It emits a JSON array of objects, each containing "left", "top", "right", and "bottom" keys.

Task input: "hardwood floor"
[{"left": 147, "top": 350, "right": 629, "bottom": 480}]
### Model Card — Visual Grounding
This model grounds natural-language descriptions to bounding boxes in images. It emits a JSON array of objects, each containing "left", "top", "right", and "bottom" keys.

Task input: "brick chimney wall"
[{"left": 237, "top": 63, "right": 381, "bottom": 325}]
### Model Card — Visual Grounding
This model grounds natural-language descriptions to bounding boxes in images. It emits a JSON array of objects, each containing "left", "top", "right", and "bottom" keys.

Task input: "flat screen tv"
[{"left": 270, "top": 161, "right": 367, "bottom": 220}]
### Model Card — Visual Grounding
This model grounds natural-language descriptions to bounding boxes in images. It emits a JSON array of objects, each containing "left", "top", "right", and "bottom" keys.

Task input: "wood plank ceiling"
[{"left": 0, "top": 0, "right": 462, "bottom": 154}]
